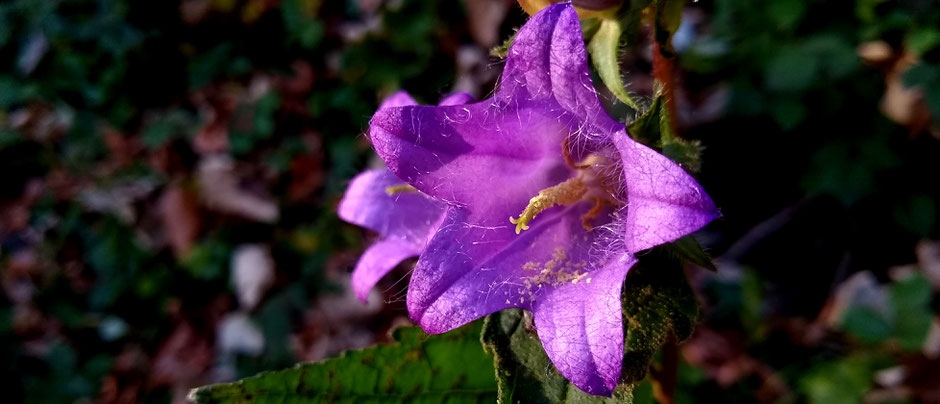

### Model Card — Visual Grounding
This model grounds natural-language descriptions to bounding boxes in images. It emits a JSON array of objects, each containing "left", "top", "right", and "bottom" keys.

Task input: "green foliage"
[
  {"left": 903, "top": 62, "right": 940, "bottom": 122},
  {"left": 181, "top": 238, "right": 232, "bottom": 281},
  {"left": 230, "top": 91, "right": 281, "bottom": 157},
  {"left": 662, "top": 236, "right": 717, "bottom": 272},
  {"left": 588, "top": 18, "right": 641, "bottom": 111},
  {"left": 802, "top": 135, "right": 901, "bottom": 206},
  {"left": 191, "top": 322, "right": 497, "bottom": 404},
  {"left": 799, "top": 355, "right": 883, "bottom": 404},
  {"left": 620, "top": 249, "right": 700, "bottom": 383},
  {"left": 839, "top": 273, "right": 933, "bottom": 350},
  {"left": 141, "top": 109, "right": 196, "bottom": 149},
  {"left": 626, "top": 94, "right": 704, "bottom": 172}
]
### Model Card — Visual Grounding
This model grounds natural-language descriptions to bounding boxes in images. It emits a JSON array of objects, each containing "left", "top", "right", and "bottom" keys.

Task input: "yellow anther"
[
  {"left": 385, "top": 184, "right": 418, "bottom": 196},
  {"left": 509, "top": 177, "right": 588, "bottom": 234}
]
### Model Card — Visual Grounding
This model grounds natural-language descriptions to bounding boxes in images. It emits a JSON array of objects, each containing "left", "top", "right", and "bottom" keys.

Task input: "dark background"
[{"left": 1, "top": 0, "right": 939, "bottom": 402}]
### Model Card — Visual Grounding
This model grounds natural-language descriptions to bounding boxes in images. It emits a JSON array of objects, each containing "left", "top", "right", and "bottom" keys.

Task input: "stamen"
[
  {"left": 581, "top": 197, "right": 604, "bottom": 231},
  {"left": 509, "top": 177, "right": 588, "bottom": 234},
  {"left": 561, "top": 138, "right": 593, "bottom": 169},
  {"left": 385, "top": 184, "right": 418, "bottom": 195}
]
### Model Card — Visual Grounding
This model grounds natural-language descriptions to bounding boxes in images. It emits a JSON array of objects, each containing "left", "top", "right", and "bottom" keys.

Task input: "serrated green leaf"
[
  {"left": 190, "top": 322, "right": 497, "bottom": 404},
  {"left": 481, "top": 309, "right": 635, "bottom": 404},
  {"left": 620, "top": 250, "right": 699, "bottom": 383},
  {"left": 588, "top": 18, "right": 641, "bottom": 111}
]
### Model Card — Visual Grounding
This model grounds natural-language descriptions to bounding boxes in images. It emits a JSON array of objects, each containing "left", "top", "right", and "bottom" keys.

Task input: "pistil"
[
  {"left": 385, "top": 184, "right": 418, "bottom": 195},
  {"left": 510, "top": 176, "right": 589, "bottom": 234}
]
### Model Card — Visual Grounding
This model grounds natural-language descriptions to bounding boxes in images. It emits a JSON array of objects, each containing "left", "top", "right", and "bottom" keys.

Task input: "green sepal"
[
  {"left": 490, "top": 30, "right": 517, "bottom": 59},
  {"left": 588, "top": 18, "right": 642, "bottom": 111},
  {"left": 662, "top": 235, "right": 717, "bottom": 272},
  {"left": 626, "top": 93, "right": 704, "bottom": 172},
  {"left": 189, "top": 322, "right": 497, "bottom": 404},
  {"left": 626, "top": 95, "right": 667, "bottom": 146},
  {"left": 482, "top": 309, "right": 636, "bottom": 403}
]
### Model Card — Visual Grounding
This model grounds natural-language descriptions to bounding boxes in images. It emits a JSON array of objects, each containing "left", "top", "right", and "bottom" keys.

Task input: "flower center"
[
  {"left": 509, "top": 142, "right": 620, "bottom": 234},
  {"left": 509, "top": 176, "right": 589, "bottom": 234}
]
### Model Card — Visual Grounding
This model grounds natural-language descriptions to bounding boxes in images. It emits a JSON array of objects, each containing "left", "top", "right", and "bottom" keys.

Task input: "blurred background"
[{"left": 1, "top": 0, "right": 939, "bottom": 402}]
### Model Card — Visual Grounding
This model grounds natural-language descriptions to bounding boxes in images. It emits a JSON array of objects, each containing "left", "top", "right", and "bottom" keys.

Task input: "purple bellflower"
[
  {"left": 358, "top": 3, "right": 718, "bottom": 396},
  {"left": 339, "top": 91, "right": 475, "bottom": 302}
]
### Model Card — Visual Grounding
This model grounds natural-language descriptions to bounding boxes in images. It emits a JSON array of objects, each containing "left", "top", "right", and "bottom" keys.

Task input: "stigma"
[
  {"left": 509, "top": 177, "right": 588, "bottom": 234},
  {"left": 385, "top": 184, "right": 418, "bottom": 195}
]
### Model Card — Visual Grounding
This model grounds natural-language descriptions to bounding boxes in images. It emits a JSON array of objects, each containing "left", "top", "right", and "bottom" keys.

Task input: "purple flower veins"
[{"left": 344, "top": 3, "right": 719, "bottom": 396}]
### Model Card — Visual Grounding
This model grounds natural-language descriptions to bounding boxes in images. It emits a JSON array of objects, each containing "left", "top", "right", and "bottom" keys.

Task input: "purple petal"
[
  {"left": 408, "top": 201, "right": 610, "bottom": 332},
  {"left": 369, "top": 4, "right": 621, "bottom": 217},
  {"left": 351, "top": 238, "right": 422, "bottom": 302},
  {"left": 614, "top": 131, "right": 720, "bottom": 252},
  {"left": 533, "top": 252, "right": 636, "bottom": 396},
  {"left": 497, "top": 4, "right": 619, "bottom": 136},
  {"left": 438, "top": 92, "right": 476, "bottom": 106},
  {"left": 337, "top": 169, "right": 445, "bottom": 244},
  {"left": 370, "top": 101, "right": 575, "bottom": 218}
]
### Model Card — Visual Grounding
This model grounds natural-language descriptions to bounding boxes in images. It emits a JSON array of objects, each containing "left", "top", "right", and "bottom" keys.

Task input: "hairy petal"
[
  {"left": 351, "top": 239, "right": 421, "bottom": 302},
  {"left": 533, "top": 252, "right": 636, "bottom": 396},
  {"left": 497, "top": 4, "right": 620, "bottom": 139},
  {"left": 337, "top": 169, "right": 445, "bottom": 244},
  {"left": 369, "top": 4, "right": 624, "bottom": 216},
  {"left": 370, "top": 102, "right": 574, "bottom": 218},
  {"left": 614, "top": 131, "right": 720, "bottom": 252},
  {"left": 408, "top": 202, "right": 606, "bottom": 332}
]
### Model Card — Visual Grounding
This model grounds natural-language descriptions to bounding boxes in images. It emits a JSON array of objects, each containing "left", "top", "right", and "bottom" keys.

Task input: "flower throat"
[{"left": 509, "top": 140, "right": 620, "bottom": 234}]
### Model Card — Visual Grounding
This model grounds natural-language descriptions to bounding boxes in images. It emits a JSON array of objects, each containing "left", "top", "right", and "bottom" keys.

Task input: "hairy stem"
[{"left": 651, "top": 334, "right": 678, "bottom": 404}]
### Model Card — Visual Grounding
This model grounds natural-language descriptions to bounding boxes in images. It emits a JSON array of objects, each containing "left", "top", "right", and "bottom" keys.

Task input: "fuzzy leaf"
[
  {"left": 490, "top": 30, "right": 517, "bottom": 59},
  {"left": 620, "top": 248, "right": 700, "bottom": 384},
  {"left": 481, "top": 309, "right": 635, "bottom": 403},
  {"left": 589, "top": 18, "right": 641, "bottom": 110},
  {"left": 190, "top": 322, "right": 497, "bottom": 404}
]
